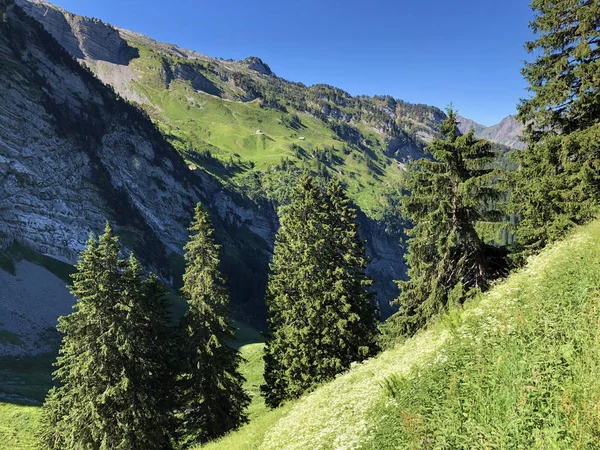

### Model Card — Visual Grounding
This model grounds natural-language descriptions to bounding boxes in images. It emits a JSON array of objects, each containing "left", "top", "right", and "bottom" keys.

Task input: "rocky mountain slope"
[
  {"left": 458, "top": 114, "right": 525, "bottom": 149},
  {"left": 0, "top": 0, "right": 279, "bottom": 347},
  {"left": 1, "top": 0, "right": 522, "bottom": 354},
  {"left": 15, "top": 0, "right": 445, "bottom": 215},
  {"left": 0, "top": 0, "right": 410, "bottom": 358}
]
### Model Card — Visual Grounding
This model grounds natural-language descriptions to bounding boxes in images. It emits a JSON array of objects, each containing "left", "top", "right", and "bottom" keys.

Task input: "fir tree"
[
  {"left": 178, "top": 204, "right": 249, "bottom": 446},
  {"left": 393, "top": 109, "right": 504, "bottom": 335},
  {"left": 40, "top": 223, "right": 175, "bottom": 450},
  {"left": 511, "top": 0, "right": 600, "bottom": 260},
  {"left": 262, "top": 174, "right": 379, "bottom": 409}
]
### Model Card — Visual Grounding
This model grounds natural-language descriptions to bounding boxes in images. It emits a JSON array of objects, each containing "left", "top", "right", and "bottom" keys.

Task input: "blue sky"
[{"left": 49, "top": 0, "right": 534, "bottom": 125}]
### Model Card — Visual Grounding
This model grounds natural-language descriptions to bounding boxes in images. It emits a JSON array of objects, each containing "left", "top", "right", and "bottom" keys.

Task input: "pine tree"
[
  {"left": 511, "top": 0, "right": 600, "bottom": 260},
  {"left": 178, "top": 204, "right": 249, "bottom": 446},
  {"left": 40, "top": 224, "right": 174, "bottom": 450},
  {"left": 393, "top": 109, "right": 504, "bottom": 335},
  {"left": 262, "top": 174, "right": 379, "bottom": 409},
  {"left": 518, "top": 0, "right": 600, "bottom": 138},
  {"left": 325, "top": 178, "right": 380, "bottom": 362}
]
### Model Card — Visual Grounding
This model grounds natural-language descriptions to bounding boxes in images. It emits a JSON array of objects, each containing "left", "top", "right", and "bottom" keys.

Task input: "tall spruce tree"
[
  {"left": 178, "top": 204, "right": 249, "bottom": 446},
  {"left": 40, "top": 223, "right": 174, "bottom": 450},
  {"left": 511, "top": 0, "right": 600, "bottom": 259},
  {"left": 261, "top": 174, "right": 379, "bottom": 409},
  {"left": 394, "top": 109, "right": 504, "bottom": 335}
]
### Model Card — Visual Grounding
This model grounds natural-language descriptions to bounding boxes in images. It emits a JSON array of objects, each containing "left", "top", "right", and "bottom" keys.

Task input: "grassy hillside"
[
  {"left": 0, "top": 403, "right": 40, "bottom": 450},
  {"left": 126, "top": 42, "right": 406, "bottom": 215},
  {"left": 199, "top": 218, "right": 600, "bottom": 449}
]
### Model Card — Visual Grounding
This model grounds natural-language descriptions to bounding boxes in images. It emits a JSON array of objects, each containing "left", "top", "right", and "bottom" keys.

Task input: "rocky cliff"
[
  {"left": 0, "top": 2, "right": 200, "bottom": 269},
  {"left": 0, "top": 0, "right": 407, "bottom": 357},
  {"left": 0, "top": 1, "right": 278, "bottom": 337}
]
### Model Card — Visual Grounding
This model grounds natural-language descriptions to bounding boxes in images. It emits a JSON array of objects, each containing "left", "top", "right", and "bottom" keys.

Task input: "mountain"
[
  {"left": 0, "top": 0, "right": 275, "bottom": 353},
  {"left": 0, "top": 0, "right": 522, "bottom": 356},
  {"left": 1, "top": 0, "right": 429, "bottom": 355},
  {"left": 458, "top": 114, "right": 525, "bottom": 149}
]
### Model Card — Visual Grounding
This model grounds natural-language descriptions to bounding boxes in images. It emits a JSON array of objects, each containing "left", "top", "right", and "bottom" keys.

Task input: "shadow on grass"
[{"left": 0, "top": 353, "right": 56, "bottom": 406}]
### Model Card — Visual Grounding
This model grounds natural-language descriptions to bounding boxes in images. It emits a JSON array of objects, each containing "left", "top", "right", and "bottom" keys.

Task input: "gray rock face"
[
  {"left": 0, "top": 10, "right": 200, "bottom": 269},
  {"left": 170, "top": 62, "right": 222, "bottom": 96},
  {"left": 243, "top": 56, "right": 273, "bottom": 75},
  {"left": 16, "top": 0, "right": 136, "bottom": 64},
  {"left": 0, "top": 262, "right": 73, "bottom": 356},
  {"left": 457, "top": 115, "right": 525, "bottom": 149}
]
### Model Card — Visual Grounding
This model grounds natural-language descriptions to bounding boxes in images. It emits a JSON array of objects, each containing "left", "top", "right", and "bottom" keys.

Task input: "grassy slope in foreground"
[
  {"left": 202, "top": 219, "right": 600, "bottom": 449},
  {"left": 0, "top": 403, "right": 40, "bottom": 450}
]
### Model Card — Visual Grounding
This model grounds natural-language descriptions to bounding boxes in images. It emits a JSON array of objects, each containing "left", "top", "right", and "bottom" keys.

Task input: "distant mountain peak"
[
  {"left": 242, "top": 56, "right": 273, "bottom": 75},
  {"left": 457, "top": 115, "right": 524, "bottom": 149}
]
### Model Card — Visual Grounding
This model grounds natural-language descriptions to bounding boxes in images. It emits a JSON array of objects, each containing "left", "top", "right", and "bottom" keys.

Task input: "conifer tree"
[
  {"left": 178, "top": 205, "right": 249, "bottom": 445},
  {"left": 394, "top": 109, "right": 504, "bottom": 335},
  {"left": 511, "top": 0, "right": 600, "bottom": 260},
  {"left": 262, "top": 174, "right": 379, "bottom": 409},
  {"left": 40, "top": 223, "right": 175, "bottom": 450}
]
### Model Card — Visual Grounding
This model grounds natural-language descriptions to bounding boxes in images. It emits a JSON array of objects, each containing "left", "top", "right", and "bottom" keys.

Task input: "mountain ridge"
[{"left": 457, "top": 114, "right": 525, "bottom": 149}]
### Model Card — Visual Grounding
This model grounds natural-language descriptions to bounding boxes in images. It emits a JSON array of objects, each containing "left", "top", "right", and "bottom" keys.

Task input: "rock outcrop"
[
  {"left": 16, "top": 0, "right": 137, "bottom": 64},
  {"left": 1, "top": 4, "right": 200, "bottom": 270}
]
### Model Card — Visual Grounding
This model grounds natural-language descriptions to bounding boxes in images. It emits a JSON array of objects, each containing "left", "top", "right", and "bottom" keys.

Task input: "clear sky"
[{"left": 48, "top": 0, "right": 534, "bottom": 126}]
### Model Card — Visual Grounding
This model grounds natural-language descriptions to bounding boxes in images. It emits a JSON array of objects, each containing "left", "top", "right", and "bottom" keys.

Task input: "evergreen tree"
[
  {"left": 511, "top": 0, "right": 600, "bottom": 259},
  {"left": 40, "top": 223, "right": 175, "bottom": 450},
  {"left": 518, "top": 0, "right": 600, "bottom": 138},
  {"left": 394, "top": 109, "right": 504, "bottom": 335},
  {"left": 178, "top": 205, "right": 249, "bottom": 446},
  {"left": 262, "top": 174, "right": 379, "bottom": 409}
]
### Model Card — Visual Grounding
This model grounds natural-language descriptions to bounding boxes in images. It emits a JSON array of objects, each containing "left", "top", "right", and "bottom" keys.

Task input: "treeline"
[{"left": 40, "top": 176, "right": 379, "bottom": 448}]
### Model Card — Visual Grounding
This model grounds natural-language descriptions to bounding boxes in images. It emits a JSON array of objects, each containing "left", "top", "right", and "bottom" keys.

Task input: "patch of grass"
[
  {"left": 366, "top": 222, "right": 600, "bottom": 449},
  {"left": 0, "top": 243, "right": 74, "bottom": 282},
  {"left": 238, "top": 343, "right": 266, "bottom": 420},
  {"left": 0, "top": 403, "right": 41, "bottom": 450},
  {"left": 199, "top": 401, "right": 295, "bottom": 450},
  {"left": 0, "top": 331, "right": 23, "bottom": 347}
]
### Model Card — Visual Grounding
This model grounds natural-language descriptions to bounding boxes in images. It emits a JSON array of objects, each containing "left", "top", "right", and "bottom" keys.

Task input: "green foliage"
[
  {"left": 511, "top": 126, "right": 600, "bottom": 259},
  {"left": 39, "top": 224, "right": 175, "bottom": 450},
  {"left": 177, "top": 205, "right": 250, "bottom": 446},
  {"left": 394, "top": 108, "right": 506, "bottom": 335},
  {"left": 518, "top": 0, "right": 600, "bottom": 139},
  {"left": 261, "top": 174, "right": 379, "bottom": 408},
  {"left": 512, "top": 0, "right": 600, "bottom": 261}
]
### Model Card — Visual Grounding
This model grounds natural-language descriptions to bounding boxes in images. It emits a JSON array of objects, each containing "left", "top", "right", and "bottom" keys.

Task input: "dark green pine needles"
[
  {"left": 177, "top": 204, "right": 250, "bottom": 445},
  {"left": 511, "top": 0, "right": 600, "bottom": 260},
  {"left": 40, "top": 223, "right": 175, "bottom": 450},
  {"left": 394, "top": 108, "right": 504, "bottom": 335},
  {"left": 262, "top": 174, "right": 379, "bottom": 408}
]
